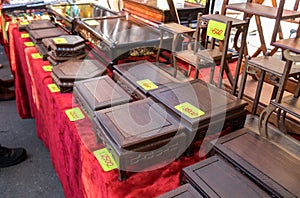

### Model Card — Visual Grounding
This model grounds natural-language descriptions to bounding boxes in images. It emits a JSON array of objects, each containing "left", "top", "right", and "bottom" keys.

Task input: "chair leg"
[
  {"left": 209, "top": 65, "right": 215, "bottom": 84},
  {"left": 252, "top": 70, "right": 266, "bottom": 115},
  {"left": 237, "top": 59, "right": 249, "bottom": 100}
]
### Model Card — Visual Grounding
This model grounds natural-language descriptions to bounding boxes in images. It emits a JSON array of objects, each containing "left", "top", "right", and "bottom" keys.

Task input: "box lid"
[
  {"left": 74, "top": 75, "right": 132, "bottom": 111},
  {"left": 52, "top": 59, "right": 105, "bottom": 81},
  {"left": 95, "top": 98, "right": 185, "bottom": 149},
  {"left": 28, "top": 28, "right": 67, "bottom": 41},
  {"left": 26, "top": 21, "right": 56, "bottom": 30},
  {"left": 113, "top": 60, "right": 180, "bottom": 95},
  {"left": 150, "top": 79, "right": 247, "bottom": 127},
  {"left": 50, "top": 35, "right": 85, "bottom": 48}
]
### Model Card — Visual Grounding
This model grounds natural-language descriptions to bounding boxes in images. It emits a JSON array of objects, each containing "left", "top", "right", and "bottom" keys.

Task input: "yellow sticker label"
[
  {"left": 175, "top": 102, "right": 205, "bottom": 119},
  {"left": 65, "top": 107, "right": 85, "bottom": 122},
  {"left": 47, "top": 83, "right": 60, "bottom": 93},
  {"left": 42, "top": 65, "right": 53, "bottom": 72},
  {"left": 93, "top": 148, "right": 118, "bottom": 172},
  {"left": 41, "top": 15, "right": 50, "bottom": 20},
  {"left": 31, "top": 53, "right": 42, "bottom": 59},
  {"left": 207, "top": 20, "right": 226, "bottom": 40},
  {"left": 20, "top": 21, "right": 29, "bottom": 25},
  {"left": 24, "top": 42, "right": 35, "bottom": 47},
  {"left": 21, "top": 33, "right": 30, "bottom": 38},
  {"left": 136, "top": 79, "right": 158, "bottom": 91},
  {"left": 53, "top": 37, "right": 68, "bottom": 44},
  {"left": 85, "top": 19, "right": 100, "bottom": 26}
]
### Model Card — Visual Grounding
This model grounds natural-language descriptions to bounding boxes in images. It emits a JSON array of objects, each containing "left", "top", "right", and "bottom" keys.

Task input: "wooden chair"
[
  {"left": 222, "top": 0, "right": 300, "bottom": 57},
  {"left": 174, "top": 13, "right": 249, "bottom": 89}
]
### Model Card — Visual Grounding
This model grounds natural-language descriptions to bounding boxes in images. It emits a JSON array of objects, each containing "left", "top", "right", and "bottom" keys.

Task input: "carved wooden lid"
[
  {"left": 95, "top": 98, "right": 184, "bottom": 148},
  {"left": 28, "top": 28, "right": 67, "bottom": 41},
  {"left": 52, "top": 59, "right": 106, "bottom": 80},
  {"left": 50, "top": 35, "right": 85, "bottom": 48},
  {"left": 150, "top": 79, "right": 247, "bottom": 126},
  {"left": 74, "top": 75, "right": 131, "bottom": 111},
  {"left": 113, "top": 60, "right": 179, "bottom": 95},
  {"left": 26, "top": 21, "right": 56, "bottom": 30}
]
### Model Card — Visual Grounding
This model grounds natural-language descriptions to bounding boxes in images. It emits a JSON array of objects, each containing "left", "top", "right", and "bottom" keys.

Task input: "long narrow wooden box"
[
  {"left": 28, "top": 27, "right": 67, "bottom": 44},
  {"left": 211, "top": 128, "right": 300, "bottom": 197},
  {"left": 73, "top": 75, "right": 132, "bottom": 118},
  {"left": 180, "top": 155, "right": 271, "bottom": 197},
  {"left": 113, "top": 60, "right": 180, "bottom": 100},
  {"left": 51, "top": 59, "right": 106, "bottom": 93},
  {"left": 93, "top": 98, "right": 187, "bottom": 181},
  {"left": 150, "top": 79, "right": 248, "bottom": 155},
  {"left": 157, "top": 184, "right": 202, "bottom": 198}
]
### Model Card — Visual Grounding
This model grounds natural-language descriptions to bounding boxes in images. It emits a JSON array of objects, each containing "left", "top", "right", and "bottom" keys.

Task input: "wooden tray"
[
  {"left": 211, "top": 128, "right": 300, "bottom": 197},
  {"left": 26, "top": 20, "right": 56, "bottom": 30},
  {"left": 93, "top": 98, "right": 187, "bottom": 181},
  {"left": 51, "top": 59, "right": 106, "bottom": 93},
  {"left": 157, "top": 184, "right": 202, "bottom": 198},
  {"left": 113, "top": 60, "right": 180, "bottom": 100},
  {"left": 73, "top": 75, "right": 132, "bottom": 117},
  {"left": 180, "top": 155, "right": 270, "bottom": 197},
  {"left": 28, "top": 28, "right": 67, "bottom": 43}
]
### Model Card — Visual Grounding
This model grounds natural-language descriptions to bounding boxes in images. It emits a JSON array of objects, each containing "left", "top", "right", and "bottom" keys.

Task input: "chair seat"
[
  {"left": 249, "top": 56, "right": 300, "bottom": 77},
  {"left": 273, "top": 38, "right": 300, "bottom": 54},
  {"left": 198, "top": 49, "right": 232, "bottom": 62},
  {"left": 201, "top": 14, "right": 247, "bottom": 27},
  {"left": 271, "top": 94, "right": 300, "bottom": 119}
]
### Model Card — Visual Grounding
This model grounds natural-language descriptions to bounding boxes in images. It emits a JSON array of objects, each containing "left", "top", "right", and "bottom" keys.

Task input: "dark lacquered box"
[
  {"left": 113, "top": 60, "right": 180, "bottom": 100},
  {"left": 180, "top": 155, "right": 270, "bottom": 197},
  {"left": 26, "top": 20, "right": 56, "bottom": 31},
  {"left": 93, "top": 98, "right": 187, "bottom": 181},
  {"left": 51, "top": 59, "right": 106, "bottom": 93},
  {"left": 157, "top": 184, "right": 202, "bottom": 198},
  {"left": 150, "top": 79, "right": 248, "bottom": 155},
  {"left": 211, "top": 128, "right": 300, "bottom": 197},
  {"left": 73, "top": 75, "right": 132, "bottom": 118}
]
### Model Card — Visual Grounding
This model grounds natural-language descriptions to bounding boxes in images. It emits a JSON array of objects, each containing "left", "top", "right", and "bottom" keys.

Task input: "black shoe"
[
  {"left": 0, "top": 86, "right": 15, "bottom": 101},
  {"left": 0, "top": 145, "right": 27, "bottom": 167},
  {"left": 0, "top": 78, "right": 14, "bottom": 87}
]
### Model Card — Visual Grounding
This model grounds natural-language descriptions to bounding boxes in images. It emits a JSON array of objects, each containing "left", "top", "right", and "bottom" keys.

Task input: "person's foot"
[
  {"left": 0, "top": 145, "right": 27, "bottom": 167},
  {"left": 0, "top": 87, "right": 15, "bottom": 101},
  {"left": 0, "top": 78, "right": 14, "bottom": 87}
]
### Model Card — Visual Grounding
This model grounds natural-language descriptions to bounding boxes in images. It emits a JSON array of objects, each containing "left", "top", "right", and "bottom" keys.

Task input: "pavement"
[{"left": 0, "top": 45, "right": 65, "bottom": 198}]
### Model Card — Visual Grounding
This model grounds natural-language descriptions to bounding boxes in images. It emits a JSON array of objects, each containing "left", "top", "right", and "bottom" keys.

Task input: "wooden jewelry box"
[
  {"left": 93, "top": 98, "right": 187, "bottom": 181},
  {"left": 211, "top": 128, "right": 300, "bottom": 197},
  {"left": 150, "top": 79, "right": 248, "bottom": 156},
  {"left": 157, "top": 184, "right": 202, "bottom": 198},
  {"left": 26, "top": 20, "right": 56, "bottom": 31},
  {"left": 51, "top": 59, "right": 106, "bottom": 93},
  {"left": 73, "top": 75, "right": 132, "bottom": 118},
  {"left": 113, "top": 60, "right": 180, "bottom": 100},
  {"left": 180, "top": 155, "right": 271, "bottom": 197}
]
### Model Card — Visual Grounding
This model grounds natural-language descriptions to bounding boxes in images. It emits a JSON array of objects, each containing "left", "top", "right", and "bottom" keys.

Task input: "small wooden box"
[
  {"left": 150, "top": 79, "right": 248, "bottom": 155},
  {"left": 212, "top": 128, "right": 300, "bottom": 197},
  {"left": 26, "top": 20, "right": 56, "bottom": 30},
  {"left": 113, "top": 60, "right": 179, "bottom": 100},
  {"left": 73, "top": 75, "right": 132, "bottom": 118},
  {"left": 51, "top": 59, "right": 106, "bottom": 93},
  {"left": 93, "top": 98, "right": 187, "bottom": 181},
  {"left": 180, "top": 156, "right": 270, "bottom": 197},
  {"left": 157, "top": 184, "right": 202, "bottom": 198}
]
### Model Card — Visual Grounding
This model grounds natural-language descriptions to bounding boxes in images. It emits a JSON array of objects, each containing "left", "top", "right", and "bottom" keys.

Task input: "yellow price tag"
[
  {"left": 136, "top": 79, "right": 158, "bottom": 91},
  {"left": 65, "top": 107, "right": 85, "bottom": 122},
  {"left": 53, "top": 37, "right": 68, "bottom": 44},
  {"left": 85, "top": 20, "right": 100, "bottom": 26},
  {"left": 20, "top": 21, "right": 29, "bottom": 25},
  {"left": 93, "top": 148, "right": 118, "bottom": 172},
  {"left": 21, "top": 33, "right": 30, "bottom": 38},
  {"left": 41, "top": 15, "right": 50, "bottom": 20},
  {"left": 207, "top": 20, "right": 226, "bottom": 40},
  {"left": 47, "top": 83, "right": 60, "bottom": 93},
  {"left": 31, "top": 53, "right": 42, "bottom": 59},
  {"left": 24, "top": 42, "right": 35, "bottom": 47},
  {"left": 175, "top": 102, "right": 205, "bottom": 119},
  {"left": 42, "top": 65, "right": 53, "bottom": 72}
]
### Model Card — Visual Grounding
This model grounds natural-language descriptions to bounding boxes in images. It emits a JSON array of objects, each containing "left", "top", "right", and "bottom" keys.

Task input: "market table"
[{"left": 15, "top": 30, "right": 225, "bottom": 197}]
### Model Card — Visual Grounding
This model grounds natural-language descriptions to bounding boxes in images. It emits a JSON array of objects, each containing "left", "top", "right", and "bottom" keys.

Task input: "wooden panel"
[
  {"left": 158, "top": 184, "right": 202, "bottom": 198},
  {"left": 73, "top": 75, "right": 131, "bottom": 113},
  {"left": 213, "top": 128, "right": 300, "bottom": 197},
  {"left": 95, "top": 98, "right": 185, "bottom": 148},
  {"left": 181, "top": 156, "right": 270, "bottom": 197},
  {"left": 113, "top": 60, "right": 180, "bottom": 95},
  {"left": 150, "top": 79, "right": 247, "bottom": 128}
]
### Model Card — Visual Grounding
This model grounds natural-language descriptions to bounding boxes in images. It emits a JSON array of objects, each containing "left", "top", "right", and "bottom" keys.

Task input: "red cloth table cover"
[{"left": 23, "top": 46, "right": 218, "bottom": 198}]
